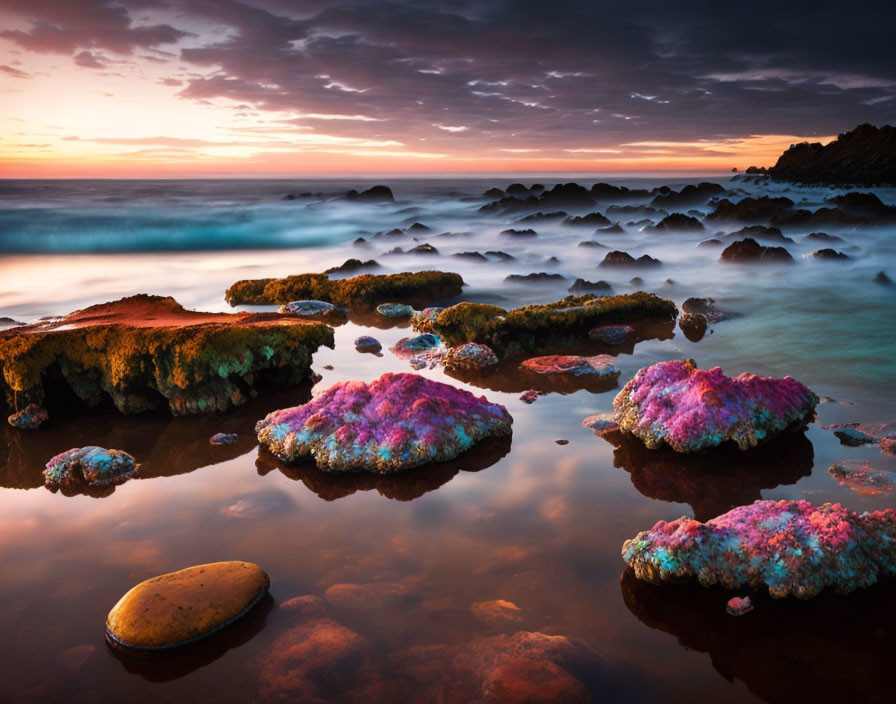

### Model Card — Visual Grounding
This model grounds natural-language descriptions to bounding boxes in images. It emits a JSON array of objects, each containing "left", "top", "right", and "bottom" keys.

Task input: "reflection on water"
[
  {"left": 605, "top": 430, "right": 815, "bottom": 521},
  {"left": 0, "top": 177, "right": 894, "bottom": 703},
  {"left": 621, "top": 569, "right": 896, "bottom": 704}
]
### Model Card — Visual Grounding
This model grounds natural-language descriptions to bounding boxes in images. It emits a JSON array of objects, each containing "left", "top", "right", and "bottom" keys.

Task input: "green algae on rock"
[
  {"left": 105, "top": 561, "right": 270, "bottom": 650},
  {"left": 414, "top": 293, "right": 677, "bottom": 355},
  {"left": 0, "top": 295, "right": 333, "bottom": 419},
  {"left": 225, "top": 270, "right": 464, "bottom": 307}
]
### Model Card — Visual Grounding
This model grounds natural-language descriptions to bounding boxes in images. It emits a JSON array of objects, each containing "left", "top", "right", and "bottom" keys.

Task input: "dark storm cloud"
[{"left": 3, "top": 0, "right": 894, "bottom": 148}]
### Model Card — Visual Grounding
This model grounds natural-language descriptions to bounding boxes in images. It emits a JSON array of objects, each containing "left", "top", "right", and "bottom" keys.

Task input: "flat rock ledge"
[
  {"left": 105, "top": 561, "right": 270, "bottom": 650},
  {"left": 0, "top": 294, "right": 333, "bottom": 420}
]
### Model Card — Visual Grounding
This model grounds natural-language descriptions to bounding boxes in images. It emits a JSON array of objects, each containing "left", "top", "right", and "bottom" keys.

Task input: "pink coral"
[
  {"left": 256, "top": 373, "right": 512, "bottom": 473},
  {"left": 622, "top": 499, "right": 896, "bottom": 598},
  {"left": 614, "top": 359, "right": 817, "bottom": 452}
]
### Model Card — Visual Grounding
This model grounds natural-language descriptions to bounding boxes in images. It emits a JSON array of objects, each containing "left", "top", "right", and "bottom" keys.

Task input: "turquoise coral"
[
  {"left": 622, "top": 499, "right": 896, "bottom": 598},
  {"left": 255, "top": 372, "right": 512, "bottom": 473}
]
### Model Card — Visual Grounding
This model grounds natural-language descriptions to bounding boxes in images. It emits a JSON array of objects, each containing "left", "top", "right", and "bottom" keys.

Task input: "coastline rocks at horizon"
[
  {"left": 105, "top": 561, "right": 270, "bottom": 650},
  {"left": 622, "top": 499, "right": 896, "bottom": 598},
  {"left": 8, "top": 403, "right": 48, "bottom": 430},
  {"left": 613, "top": 359, "right": 818, "bottom": 452},
  {"left": 255, "top": 373, "right": 513, "bottom": 473},
  {"left": 44, "top": 446, "right": 138, "bottom": 492}
]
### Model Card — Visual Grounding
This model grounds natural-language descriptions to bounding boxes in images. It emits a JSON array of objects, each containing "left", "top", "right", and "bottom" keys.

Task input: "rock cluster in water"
[
  {"left": 255, "top": 373, "right": 512, "bottom": 473},
  {"left": 613, "top": 359, "right": 818, "bottom": 452},
  {"left": 44, "top": 446, "right": 138, "bottom": 491},
  {"left": 622, "top": 499, "right": 896, "bottom": 598},
  {"left": 105, "top": 561, "right": 270, "bottom": 650}
]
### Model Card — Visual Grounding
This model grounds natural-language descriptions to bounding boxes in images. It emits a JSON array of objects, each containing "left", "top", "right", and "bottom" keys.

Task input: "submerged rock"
[
  {"left": 105, "top": 561, "right": 270, "bottom": 650},
  {"left": 582, "top": 412, "right": 619, "bottom": 436},
  {"left": 210, "top": 432, "right": 238, "bottom": 446},
  {"left": 376, "top": 302, "right": 415, "bottom": 318},
  {"left": 255, "top": 373, "right": 513, "bottom": 472},
  {"left": 678, "top": 312, "right": 707, "bottom": 341},
  {"left": 278, "top": 300, "right": 348, "bottom": 321},
  {"left": 225, "top": 271, "right": 463, "bottom": 307},
  {"left": 353, "top": 335, "right": 382, "bottom": 353},
  {"left": 720, "top": 238, "right": 794, "bottom": 264},
  {"left": 0, "top": 295, "right": 332, "bottom": 418},
  {"left": 681, "top": 297, "right": 730, "bottom": 323},
  {"left": 588, "top": 324, "right": 633, "bottom": 345},
  {"left": 391, "top": 333, "right": 441, "bottom": 358},
  {"left": 8, "top": 403, "right": 48, "bottom": 430},
  {"left": 622, "top": 499, "right": 896, "bottom": 598},
  {"left": 443, "top": 343, "right": 499, "bottom": 372},
  {"left": 504, "top": 272, "right": 565, "bottom": 283},
  {"left": 44, "top": 446, "right": 138, "bottom": 492},
  {"left": 521, "top": 354, "right": 620, "bottom": 379},
  {"left": 829, "top": 461, "right": 896, "bottom": 495},
  {"left": 614, "top": 359, "right": 818, "bottom": 452}
]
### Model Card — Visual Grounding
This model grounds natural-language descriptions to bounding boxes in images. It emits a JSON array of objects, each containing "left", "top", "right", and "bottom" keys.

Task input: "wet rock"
[
  {"left": 500, "top": 228, "right": 537, "bottom": 237},
  {"left": 225, "top": 271, "right": 463, "bottom": 307},
  {"left": 622, "top": 499, "right": 896, "bottom": 598},
  {"left": 698, "top": 238, "right": 722, "bottom": 247},
  {"left": 582, "top": 412, "right": 619, "bottom": 436},
  {"left": 568, "top": 279, "right": 612, "bottom": 294},
  {"left": 486, "top": 250, "right": 515, "bottom": 261},
  {"left": 44, "top": 446, "right": 138, "bottom": 492},
  {"left": 410, "top": 307, "right": 445, "bottom": 329},
  {"left": 470, "top": 599, "right": 523, "bottom": 625},
  {"left": 420, "top": 293, "right": 676, "bottom": 355},
  {"left": 390, "top": 333, "right": 441, "bottom": 358},
  {"left": 599, "top": 251, "right": 662, "bottom": 268},
  {"left": 0, "top": 317, "right": 23, "bottom": 329},
  {"left": 407, "top": 243, "right": 439, "bottom": 255},
  {"left": 520, "top": 354, "right": 620, "bottom": 380},
  {"left": 810, "top": 248, "right": 850, "bottom": 260},
  {"left": 406, "top": 222, "right": 431, "bottom": 233},
  {"left": 516, "top": 211, "right": 567, "bottom": 223},
  {"left": 824, "top": 422, "right": 896, "bottom": 450},
  {"left": 719, "top": 238, "right": 794, "bottom": 264},
  {"left": 607, "top": 204, "right": 666, "bottom": 219},
  {"left": 0, "top": 295, "right": 332, "bottom": 418},
  {"left": 346, "top": 185, "right": 394, "bottom": 202},
  {"left": 453, "top": 251, "right": 488, "bottom": 262},
  {"left": 278, "top": 300, "right": 348, "bottom": 321},
  {"left": 353, "top": 237, "right": 368, "bottom": 246},
  {"left": 874, "top": 271, "right": 893, "bottom": 286},
  {"left": 376, "top": 302, "right": 415, "bottom": 318},
  {"left": 504, "top": 272, "right": 565, "bottom": 283},
  {"left": 614, "top": 359, "right": 818, "bottom": 452},
  {"left": 647, "top": 213, "right": 705, "bottom": 232},
  {"left": 555, "top": 438, "right": 569, "bottom": 445},
  {"left": 443, "top": 343, "right": 499, "bottom": 372},
  {"left": 629, "top": 277, "right": 644, "bottom": 286},
  {"left": 597, "top": 223, "right": 625, "bottom": 234},
  {"left": 483, "top": 187, "right": 505, "bottom": 198},
  {"left": 577, "top": 240, "right": 607, "bottom": 248},
  {"left": 210, "top": 432, "right": 238, "bottom": 446},
  {"left": 768, "top": 123, "right": 896, "bottom": 186},
  {"left": 8, "top": 403, "right": 48, "bottom": 430},
  {"left": 721, "top": 225, "right": 793, "bottom": 243},
  {"left": 681, "top": 297, "right": 730, "bottom": 323},
  {"left": 564, "top": 212, "right": 612, "bottom": 227},
  {"left": 706, "top": 196, "right": 795, "bottom": 223},
  {"left": 650, "top": 182, "right": 727, "bottom": 209},
  {"left": 519, "top": 390, "right": 543, "bottom": 404},
  {"left": 256, "top": 373, "right": 512, "bottom": 472},
  {"left": 678, "top": 312, "right": 707, "bottom": 341},
  {"left": 726, "top": 596, "right": 753, "bottom": 616},
  {"left": 325, "top": 581, "right": 415, "bottom": 610},
  {"left": 324, "top": 258, "right": 380, "bottom": 275},
  {"left": 829, "top": 460, "right": 896, "bottom": 496},
  {"left": 804, "top": 231, "right": 845, "bottom": 244},
  {"left": 105, "top": 561, "right": 270, "bottom": 649},
  {"left": 506, "top": 183, "right": 530, "bottom": 197},
  {"left": 354, "top": 336, "right": 382, "bottom": 353},
  {"left": 588, "top": 324, "right": 632, "bottom": 345}
]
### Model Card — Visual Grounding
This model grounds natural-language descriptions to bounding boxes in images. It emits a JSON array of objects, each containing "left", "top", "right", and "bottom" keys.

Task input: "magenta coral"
[
  {"left": 256, "top": 373, "right": 512, "bottom": 473},
  {"left": 622, "top": 499, "right": 896, "bottom": 598},
  {"left": 614, "top": 359, "right": 817, "bottom": 452},
  {"left": 520, "top": 354, "right": 620, "bottom": 379}
]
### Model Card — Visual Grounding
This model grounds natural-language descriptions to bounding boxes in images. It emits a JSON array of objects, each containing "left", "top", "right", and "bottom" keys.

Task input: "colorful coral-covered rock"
[
  {"left": 390, "top": 333, "right": 441, "bottom": 358},
  {"left": 7, "top": 403, "right": 48, "bottom": 430},
  {"left": 622, "top": 499, "right": 896, "bottom": 598},
  {"left": 255, "top": 373, "right": 513, "bottom": 473},
  {"left": 521, "top": 354, "right": 620, "bottom": 379},
  {"left": 443, "top": 343, "right": 499, "bottom": 372},
  {"left": 44, "top": 446, "right": 138, "bottom": 490},
  {"left": 613, "top": 359, "right": 817, "bottom": 452}
]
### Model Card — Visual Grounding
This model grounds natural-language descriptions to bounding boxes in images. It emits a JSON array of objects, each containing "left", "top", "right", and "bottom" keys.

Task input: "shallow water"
[{"left": 0, "top": 177, "right": 894, "bottom": 703}]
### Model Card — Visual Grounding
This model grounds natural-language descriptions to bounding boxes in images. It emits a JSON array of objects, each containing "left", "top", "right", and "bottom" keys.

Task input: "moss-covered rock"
[
  {"left": 416, "top": 293, "right": 676, "bottom": 356},
  {"left": 225, "top": 270, "right": 464, "bottom": 307},
  {"left": 0, "top": 295, "right": 333, "bottom": 419}
]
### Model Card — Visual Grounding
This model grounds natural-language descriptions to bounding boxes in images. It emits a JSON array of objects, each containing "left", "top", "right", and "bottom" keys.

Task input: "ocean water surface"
[{"left": 0, "top": 177, "right": 894, "bottom": 703}]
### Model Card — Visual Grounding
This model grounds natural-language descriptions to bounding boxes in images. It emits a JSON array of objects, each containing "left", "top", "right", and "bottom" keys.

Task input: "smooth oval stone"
[
  {"left": 376, "top": 302, "right": 415, "bottom": 318},
  {"left": 105, "top": 561, "right": 270, "bottom": 650}
]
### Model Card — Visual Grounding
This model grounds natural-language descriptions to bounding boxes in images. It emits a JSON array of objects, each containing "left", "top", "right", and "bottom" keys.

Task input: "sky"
[{"left": 0, "top": 0, "right": 893, "bottom": 177}]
